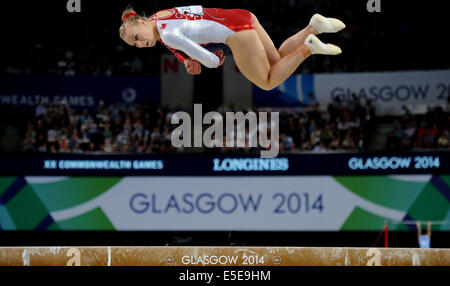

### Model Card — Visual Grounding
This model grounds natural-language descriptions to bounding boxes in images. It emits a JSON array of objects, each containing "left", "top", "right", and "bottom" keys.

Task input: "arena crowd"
[{"left": 20, "top": 93, "right": 377, "bottom": 154}]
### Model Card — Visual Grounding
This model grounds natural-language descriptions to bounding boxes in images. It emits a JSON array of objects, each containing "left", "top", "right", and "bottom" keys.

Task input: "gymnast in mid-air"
[{"left": 119, "top": 5, "right": 345, "bottom": 90}]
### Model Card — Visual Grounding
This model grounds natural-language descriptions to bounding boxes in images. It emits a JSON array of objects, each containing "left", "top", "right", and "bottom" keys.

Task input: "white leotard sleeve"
[{"left": 161, "top": 30, "right": 220, "bottom": 68}]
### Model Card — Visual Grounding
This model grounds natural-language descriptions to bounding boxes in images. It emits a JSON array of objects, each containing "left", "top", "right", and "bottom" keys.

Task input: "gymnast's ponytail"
[{"left": 119, "top": 7, "right": 142, "bottom": 40}]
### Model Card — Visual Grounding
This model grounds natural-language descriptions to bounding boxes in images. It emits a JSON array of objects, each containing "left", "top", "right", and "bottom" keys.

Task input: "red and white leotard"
[{"left": 149, "top": 6, "right": 254, "bottom": 68}]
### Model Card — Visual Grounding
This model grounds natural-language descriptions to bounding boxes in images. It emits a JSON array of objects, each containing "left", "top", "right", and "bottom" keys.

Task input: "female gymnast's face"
[{"left": 124, "top": 20, "right": 157, "bottom": 48}]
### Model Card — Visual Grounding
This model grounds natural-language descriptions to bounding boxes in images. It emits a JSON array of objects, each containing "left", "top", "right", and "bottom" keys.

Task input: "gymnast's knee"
[
  {"left": 250, "top": 12, "right": 260, "bottom": 27},
  {"left": 256, "top": 80, "right": 278, "bottom": 91}
]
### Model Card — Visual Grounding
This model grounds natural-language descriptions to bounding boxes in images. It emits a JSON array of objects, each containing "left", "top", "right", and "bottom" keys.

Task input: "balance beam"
[{"left": 0, "top": 247, "right": 449, "bottom": 266}]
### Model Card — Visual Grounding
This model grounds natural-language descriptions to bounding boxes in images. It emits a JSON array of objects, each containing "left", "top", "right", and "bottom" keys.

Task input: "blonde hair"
[{"left": 119, "top": 7, "right": 145, "bottom": 40}]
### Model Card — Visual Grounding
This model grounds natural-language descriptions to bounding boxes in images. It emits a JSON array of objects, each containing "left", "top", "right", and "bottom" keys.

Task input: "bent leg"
[
  {"left": 253, "top": 13, "right": 345, "bottom": 59},
  {"left": 226, "top": 13, "right": 343, "bottom": 90},
  {"left": 251, "top": 13, "right": 281, "bottom": 65},
  {"left": 279, "top": 26, "right": 318, "bottom": 57},
  {"left": 279, "top": 13, "right": 346, "bottom": 56},
  {"left": 251, "top": 13, "right": 316, "bottom": 63},
  {"left": 226, "top": 30, "right": 311, "bottom": 91},
  {"left": 226, "top": 30, "right": 271, "bottom": 89}
]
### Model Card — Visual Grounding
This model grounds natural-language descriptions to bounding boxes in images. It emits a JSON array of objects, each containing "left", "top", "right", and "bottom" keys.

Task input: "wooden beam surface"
[{"left": 0, "top": 246, "right": 449, "bottom": 266}]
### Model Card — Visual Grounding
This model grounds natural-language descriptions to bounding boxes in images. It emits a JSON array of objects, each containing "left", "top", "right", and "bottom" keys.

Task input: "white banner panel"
[
  {"left": 48, "top": 176, "right": 408, "bottom": 231},
  {"left": 253, "top": 70, "right": 450, "bottom": 116},
  {"left": 314, "top": 70, "right": 450, "bottom": 115}
]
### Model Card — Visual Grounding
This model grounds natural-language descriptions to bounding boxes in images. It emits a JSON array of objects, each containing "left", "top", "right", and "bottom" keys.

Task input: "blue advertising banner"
[
  {"left": 0, "top": 152, "right": 449, "bottom": 231},
  {"left": 0, "top": 152, "right": 448, "bottom": 176},
  {"left": 0, "top": 75, "right": 161, "bottom": 114}
]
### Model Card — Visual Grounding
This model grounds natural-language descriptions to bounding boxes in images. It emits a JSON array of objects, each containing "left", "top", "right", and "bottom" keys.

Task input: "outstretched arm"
[{"left": 416, "top": 221, "right": 422, "bottom": 240}]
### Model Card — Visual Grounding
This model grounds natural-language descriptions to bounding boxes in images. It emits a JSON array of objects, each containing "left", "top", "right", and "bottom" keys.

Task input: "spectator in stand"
[
  {"left": 72, "top": 143, "right": 83, "bottom": 154},
  {"left": 58, "top": 135, "right": 71, "bottom": 153},
  {"left": 22, "top": 133, "right": 36, "bottom": 152},
  {"left": 313, "top": 141, "right": 326, "bottom": 152},
  {"left": 103, "top": 137, "right": 114, "bottom": 153},
  {"left": 69, "top": 129, "right": 81, "bottom": 150},
  {"left": 393, "top": 123, "right": 404, "bottom": 142},
  {"left": 79, "top": 128, "right": 91, "bottom": 150},
  {"left": 416, "top": 121, "right": 428, "bottom": 148},
  {"left": 35, "top": 101, "right": 48, "bottom": 118},
  {"left": 342, "top": 133, "right": 356, "bottom": 150},
  {"left": 404, "top": 121, "right": 416, "bottom": 139},
  {"left": 329, "top": 135, "right": 341, "bottom": 150},
  {"left": 69, "top": 109, "right": 80, "bottom": 126},
  {"left": 389, "top": 104, "right": 449, "bottom": 150},
  {"left": 49, "top": 145, "right": 58, "bottom": 153},
  {"left": 437, "top": 129, "right": 449, "bottom": 148},
  {"left": 400, "top": 134, "right": 411, "bottom": 150},
  {"left": 280, "top": 134, "right": 295, "bottom": 152},
  {"left": 80, "top": 109, "right": 92, "bottom": 125},
  {"left": 46, "top": 124, "right": 59, "bottom": 150},
  {"left": 428, "top": 124, "right": 440, "bottom": 146},
  {"left": 347, "top": 93, "right": 362, "bottom": 116},
  {"left": 96, "top": 100, "right": 107, "bottom": 118}
]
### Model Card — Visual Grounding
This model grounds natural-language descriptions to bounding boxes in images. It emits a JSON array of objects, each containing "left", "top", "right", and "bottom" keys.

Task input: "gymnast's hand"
[
  {"left": 213, "top": 50, "right": 226, "bottom": 68},
  {"left": 185, "top": 58, "right": 202, "bottom": 75}
]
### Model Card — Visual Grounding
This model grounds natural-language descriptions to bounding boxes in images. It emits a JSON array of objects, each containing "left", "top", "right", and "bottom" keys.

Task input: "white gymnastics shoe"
[
  {"left": 305, "top": 34, "right": 342, "bottom": 55},
  {"left": 309, "top": 13, "right": 346, "bottom": 33}
]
